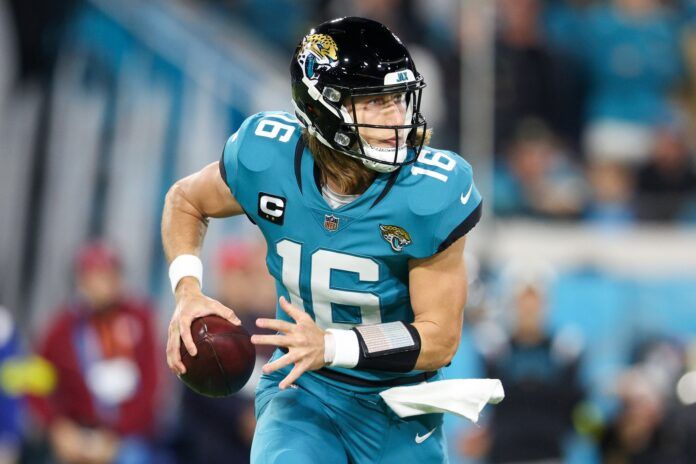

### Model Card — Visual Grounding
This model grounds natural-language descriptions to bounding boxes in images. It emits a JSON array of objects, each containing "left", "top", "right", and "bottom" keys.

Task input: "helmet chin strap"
[{"left": 360, "top": 140, "right": 407, "bottom": 173}]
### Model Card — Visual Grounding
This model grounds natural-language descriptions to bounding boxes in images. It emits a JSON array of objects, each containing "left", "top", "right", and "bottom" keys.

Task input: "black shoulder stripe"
[
  {"left": 237, "top": 202, "right": 256, "bottom": 226},
  {"left": 313, "top": 162, "right": 322, "bottom": 191},
  {"left": 370, "top": 167, "right": 401, "bottom": 209},
  {"left": 436, "top": 200, "right": 483, "bottom": 253},
  {"left": 244, "top": 211, "right": 257, "bottom": 225},
  {"left": 294, "top": 137, "right": 305, "bottom": 193},
  {"left": 219, "top": 148, "right": 227, "bottom": 183}
]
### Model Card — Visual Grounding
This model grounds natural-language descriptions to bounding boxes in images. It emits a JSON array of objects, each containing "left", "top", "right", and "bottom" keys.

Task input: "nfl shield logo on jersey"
[{"left": 324, "top": 214, "right": 340, "bottom": 231}]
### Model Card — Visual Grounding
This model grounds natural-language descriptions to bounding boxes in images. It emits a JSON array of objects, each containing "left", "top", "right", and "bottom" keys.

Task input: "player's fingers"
[
  {"left": 250, "top": 334, "right": 291, "bottom": 348},
  {"left": 279, "top": 363, "right": 305, "bottom": 390},
  {"left": 178, "top": 317, "right": 198, "bottom": 357},
  {"left": 278, "top": 296, "right": 305, "bottom": 322},
  {"left": 166, "top": 323, "right": 187, "bottom": 374},
  {"left": 213, "top": 301, "right": 241, "bottom": 326},
  {"left": 255, "top": 318, "right": 295, "bottom": 333},
  {"left": 165, "top": 332, "right": 177, "bottom": 372},
  {"left": 261, "top": 353, "right": 295, "bottom": 374},
  {"left": 168, "top": 338, "right": 186, "bottom": 375}
]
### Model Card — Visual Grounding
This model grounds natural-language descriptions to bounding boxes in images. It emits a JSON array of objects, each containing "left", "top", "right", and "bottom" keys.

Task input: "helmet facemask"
[{"left": 329, "top": 84, "right": 427, "bottom": 173}]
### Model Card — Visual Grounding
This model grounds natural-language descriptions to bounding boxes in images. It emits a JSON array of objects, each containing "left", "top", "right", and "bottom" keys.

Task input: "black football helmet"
[{"left": 290, "top": 17, "right": 427, "bottom": 173}]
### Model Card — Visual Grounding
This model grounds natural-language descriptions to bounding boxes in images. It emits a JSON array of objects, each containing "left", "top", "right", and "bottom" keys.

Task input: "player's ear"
[{"left": 343, "top": 98, "right": 354, "bottom": 113}]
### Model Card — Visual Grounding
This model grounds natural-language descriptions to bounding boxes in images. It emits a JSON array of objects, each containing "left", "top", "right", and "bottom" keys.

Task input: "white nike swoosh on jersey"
[
  {"left": 415, "top": 427, "right": 437, "bottom": 444},
  {"left": 460, "top": 184, "right": 473, "bottom": 205}
]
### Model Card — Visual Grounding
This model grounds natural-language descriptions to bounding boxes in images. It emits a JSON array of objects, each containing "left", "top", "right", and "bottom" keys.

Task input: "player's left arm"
[
  {"left": 251, "top": 237, "right": 468, "bottom": 388},
  {"left": 409, "top": 235, "right": 467, "bottom": 371}
]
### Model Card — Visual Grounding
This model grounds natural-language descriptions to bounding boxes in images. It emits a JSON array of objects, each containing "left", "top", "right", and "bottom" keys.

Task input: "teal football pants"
[{"left": 251, "top": 368, "right": 447, "bottom": 464}]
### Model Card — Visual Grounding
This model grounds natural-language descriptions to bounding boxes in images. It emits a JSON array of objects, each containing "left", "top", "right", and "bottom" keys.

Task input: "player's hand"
[
  {"left": 81, "top": 428, "right": 120, "bottom": 464},
  {"left": 166, "top": 277, "right": 241, "bottom": 375},
  {"left": 251, "top": 296, "right": 326, "bottom": 390},
  {"left": 49, "top": 418, "right": 86, "bottom": 464},
  {"left": 49, "top": 419, "right": 119, "bottom": 464}
]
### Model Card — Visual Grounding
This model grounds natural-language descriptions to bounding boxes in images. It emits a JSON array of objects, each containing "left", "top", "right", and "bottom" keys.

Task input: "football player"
[{"left": 162, "top": 17, "right": 482, "bottom": 463}]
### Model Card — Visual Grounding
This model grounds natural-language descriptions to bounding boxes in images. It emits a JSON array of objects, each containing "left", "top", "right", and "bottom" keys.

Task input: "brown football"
[{"left": 179, "top": 315, "right": 256, "bottom": 397}]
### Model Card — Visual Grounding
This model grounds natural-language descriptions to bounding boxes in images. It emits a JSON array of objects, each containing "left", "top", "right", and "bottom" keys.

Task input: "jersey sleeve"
[
  {"left": 433, "top": 159, "right": 483, "bottom": 253},
  {"left": 217, "top": 111, "right": 301, "bottom": 222},
  {"left": 219, "top": 114, "right": 258, "bottom": 198}
]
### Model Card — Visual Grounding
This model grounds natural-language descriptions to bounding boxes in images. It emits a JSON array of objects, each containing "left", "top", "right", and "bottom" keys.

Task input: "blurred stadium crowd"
[
  {"left": 0, "top": 0, "right": 695, "bottom": 463},
  {"left": 492, "top": 0, "right": 696, "bottom": 223}
]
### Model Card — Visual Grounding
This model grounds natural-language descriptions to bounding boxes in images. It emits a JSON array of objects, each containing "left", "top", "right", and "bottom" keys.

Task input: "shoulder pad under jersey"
[
  {"left": 219, "top": 111, "right": 302, "bottom": 197},
  {"left": 404, "top": 147, "right": 483, "bottom": 254}
]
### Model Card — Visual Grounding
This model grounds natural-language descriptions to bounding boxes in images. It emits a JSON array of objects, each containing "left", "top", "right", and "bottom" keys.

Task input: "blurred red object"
[
  {"left": 75, "top": 241, "right": 121, "bottom": 274},
  {"left": 216, "top": 241, "right": 255, "bottom": 272}
]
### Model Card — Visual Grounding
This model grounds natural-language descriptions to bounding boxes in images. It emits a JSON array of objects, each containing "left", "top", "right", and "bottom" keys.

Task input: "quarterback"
[{"left": 163, "top": 17, "right": 482, "bottom": 463}]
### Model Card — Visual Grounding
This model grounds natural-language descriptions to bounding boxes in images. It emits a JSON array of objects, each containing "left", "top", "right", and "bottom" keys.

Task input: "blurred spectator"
[
  {"left": 600, "top": 367, "right": 671, "bottom": 463},
  {"left": 543, "top": 0, "right": 595, "bottom": 54},
  {"left": 28, "top": 241, "right": 161, "bottom": 464},
  {"left": 176, "top": 239, "right": 275, "bottom": 464},
  {"left": 460, "top": 260, "right": 586, "bottom": 463},
  {"left": 494, "top": 0, "right": 586, "bottom": 152},
  {"left": 582, "top": 0, "right": 683, "bottom": 164},
  {"left": 682, "top": 11, "right": 696, "bottom": 120},
  {"left": 635, "top": 122, "right": 696, "bottom": 221},
  {"left": 0, "top": 306, "right": 22, "bottom": 464},
  {"left": 413, "top": 0, "right": 460, "bottom": 51},
  {"left": 662, "top": 339, "right": 696, "bottom": 462},
  {"left": 494, "top": 119, "right": 587, "bottom": 218},
  {"left": 596, "top": 336, "right": 696, "bottom": 463},
  {"left": 585, "top": 161, "right": 636, "bottom": 225},
  {"left": 667, "top": 401, "right": 696, "bottom": 463}
]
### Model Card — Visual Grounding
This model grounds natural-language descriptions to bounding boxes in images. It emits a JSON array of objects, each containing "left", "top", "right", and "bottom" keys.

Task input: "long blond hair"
[{"left": 304, "top": 127, "right": 432, "bottom": 195}]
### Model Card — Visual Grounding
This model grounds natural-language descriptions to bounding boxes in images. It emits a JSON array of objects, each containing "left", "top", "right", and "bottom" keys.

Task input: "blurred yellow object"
[
  {"left": 0, "top": 355, "right": 56, "bottom": 396},
  {"left": 572, "top": 401, "right": 604, "bottom": 439}
]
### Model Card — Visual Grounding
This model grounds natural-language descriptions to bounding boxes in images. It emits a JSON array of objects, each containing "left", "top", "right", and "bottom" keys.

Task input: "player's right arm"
[{"left": 162, "top": 161, "right": 244, "bottom": 375}]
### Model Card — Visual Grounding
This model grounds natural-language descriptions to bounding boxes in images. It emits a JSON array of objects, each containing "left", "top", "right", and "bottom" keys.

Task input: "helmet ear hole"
[
  {"left": 334, "top": 132, "right": 351, "bottom": 147},
  {"left": 335, "top": 130, "right": 359, "bottom": 148},
  {"left": 322, "top": 87, "right": 342, "bottom": 103}
]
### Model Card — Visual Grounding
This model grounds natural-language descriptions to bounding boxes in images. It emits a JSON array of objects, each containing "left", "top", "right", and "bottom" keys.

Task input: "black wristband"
[{"left": 353, "top": 323, "right": 421, "bottom": 373}]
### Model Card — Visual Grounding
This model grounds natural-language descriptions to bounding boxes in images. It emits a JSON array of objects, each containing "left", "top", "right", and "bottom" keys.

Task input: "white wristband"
[
  {"left": 168, "top": 254, "right": 203, "bottom": 294},
  {"left": 325, "top": 329, "right": 360, "bottom": 368},
  {"left": 324, "top": 333, "right": 336, "bottom": 364}
]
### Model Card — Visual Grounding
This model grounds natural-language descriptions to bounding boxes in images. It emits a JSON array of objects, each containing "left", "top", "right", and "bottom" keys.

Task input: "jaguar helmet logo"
[
  {"left": 379, "top": 224, "right": 412, "bottom": 253},
  {"left": 297, "top": 34, "right": 339, "bottom": 81}
]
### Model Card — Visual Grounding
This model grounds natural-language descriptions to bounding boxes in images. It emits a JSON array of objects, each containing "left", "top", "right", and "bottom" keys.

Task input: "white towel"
[{"left": 379, "top": 379, "right": 504, "bottom": 423}]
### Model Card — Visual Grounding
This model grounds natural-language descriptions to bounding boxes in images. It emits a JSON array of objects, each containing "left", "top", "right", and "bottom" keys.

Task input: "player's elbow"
[
  {"left": 425, "top": 328, "right": 461, "bottom": 370},
  {"left": 164, "top": 181, "right": 183, "bottom": 210},
  {"left": 440, "top": 330, "right": 461, "bottom": 367},
  {"left": 165, "top": 180, "right": 201, "bottom": 217}
]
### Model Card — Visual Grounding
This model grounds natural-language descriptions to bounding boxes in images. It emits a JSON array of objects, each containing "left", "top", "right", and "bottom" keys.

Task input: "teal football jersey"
[{"left": 220, "top": 111, "right": 482, "bottom": 385}]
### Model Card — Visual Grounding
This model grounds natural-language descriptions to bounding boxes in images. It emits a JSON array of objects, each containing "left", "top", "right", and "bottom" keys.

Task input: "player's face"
[
  {"left": 345, "top": 92, "right": 408, "bottom": 148},
  {"left": 513, "top": 286, "right": 544, "bottom": 336},
  {"left": 77, "top": 268, "right": 123, "bottom": 310}
]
